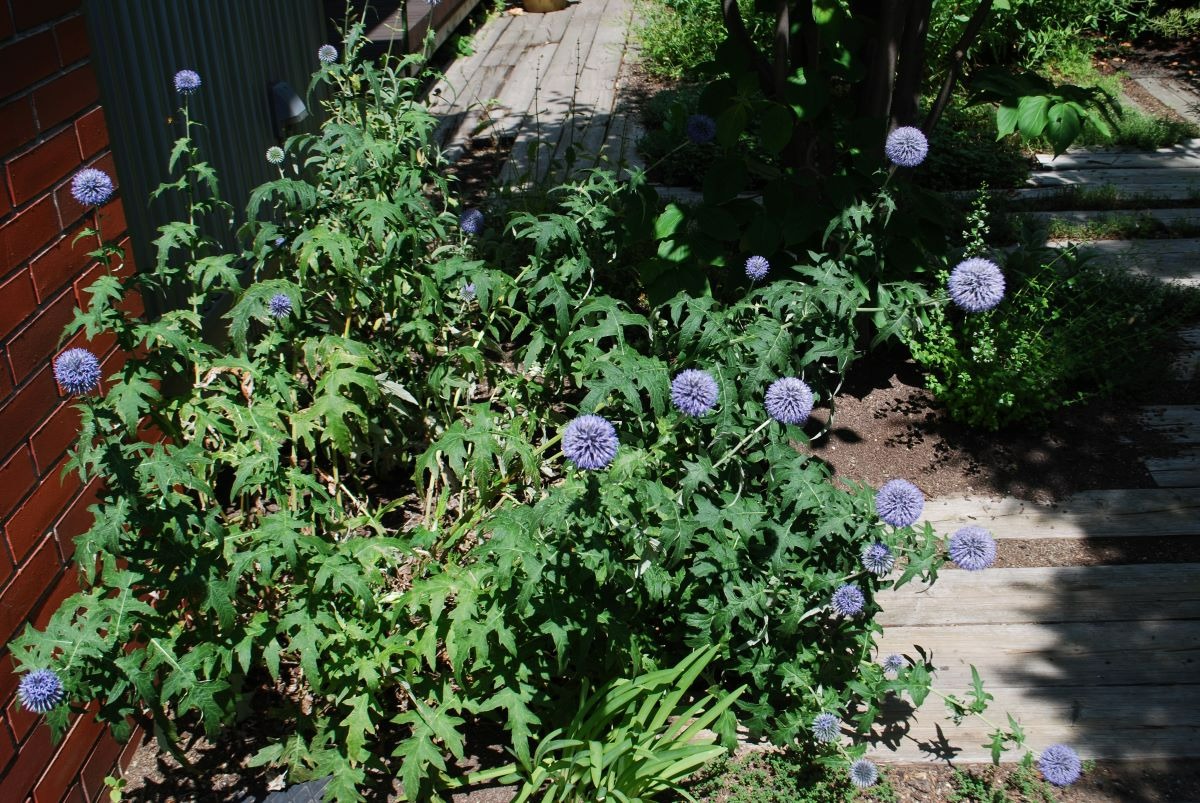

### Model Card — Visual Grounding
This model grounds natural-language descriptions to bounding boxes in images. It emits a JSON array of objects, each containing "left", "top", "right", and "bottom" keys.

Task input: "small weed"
[
  {"left": 948, "top": 753, "right": 1062, "bottom": 803},
  {"left": 692, "top": 750, "right": 898, "bottom": 803}
]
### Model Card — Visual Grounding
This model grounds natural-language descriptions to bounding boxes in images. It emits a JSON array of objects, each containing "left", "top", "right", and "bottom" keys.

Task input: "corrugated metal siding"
[{"left": 83, "top": 0, "right": 328, "bottom": 309}]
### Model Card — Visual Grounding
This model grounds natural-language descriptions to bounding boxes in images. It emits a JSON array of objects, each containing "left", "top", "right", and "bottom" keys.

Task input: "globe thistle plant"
[
  {"left": 562, "top": 414, "right": 618, "bottom": 470},
  {"left": 459, "top": 208, "right": 484, "bottom": 235},
  {"left": 265, "top": 146, "right": 285, "bottom": 165},
  {"left": 811, "top": 712, "right": 840, "bottom": 743},
  {"left": 685, "top": 114, "right": 717, "bottom": 145},
  {"left": 461, "top": 283, "right": 476, "bottom": 302},
  {"left": 948, "top": 526, "right": 997, "bottom": 571},
  {"left": 744, "top": 255, "right": 770, "bottom": 281},
  {"left": 861, "top": 542, "right": 895, "bottom": 576},
  {"left": 881, "top": 653, "right": 906, "bottom": 676},
  {"left": 764, "top": 377, "right": 813, "bottom": 425},
  {"left": 670, "top": 369, "right": 719, "bottom": 417},
  {"left": 173, "top": 69, "right": 201, "bottom": 95},
  {"left": 948, "top": 257, "right": 1005, "bottom": 313},
  {"left": 267, "top": 293, "right": 293, "bottom": 319},
  {"left": 317, "top": 44, "right": 339, "bottom": 64},
  {"left": 884, "top": 126, "right": 928, "bottom": 168},
  {"left": 831, "top": 584, "right": 865, "bottom": 616},
  {"left": 54, "top": 348, "right": 102, "bottom": 395},
  {"left": 874, "top": 479, "right": 924, "bottom": 528},
  {"left": 17, "top": 668, "right": 64, "bottom": 714},
  {"left": 70, "top": 168, "right": 114, "bottom": 207},
  {"left": 849, "top": 759, "right": 879, "bottom": 789},
  {"left": 1038, "top": 744, "right": 1082, "bottom": 787}
]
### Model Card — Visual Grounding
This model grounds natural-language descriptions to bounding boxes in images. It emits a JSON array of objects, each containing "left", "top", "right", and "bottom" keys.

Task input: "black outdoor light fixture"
[{"left": 268, "top": 79, "right": 308, "bottom": 139}]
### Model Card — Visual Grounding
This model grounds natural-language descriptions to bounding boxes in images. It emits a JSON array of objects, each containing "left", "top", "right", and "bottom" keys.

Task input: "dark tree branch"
[
  {"left": 722, "top": 0, "right": 775, "bottom": 96},
  {"left": 891, "top": 0, "right": 931, "bottom": 128},
  {"left": 923, "top": 0, "right": 994, "bottom": 133},
  {"left": 774, "top": 0, "right": 790, "bottom": 99},
  {"left": 859, "top": 0, "right": 907, "bottom": 123}
]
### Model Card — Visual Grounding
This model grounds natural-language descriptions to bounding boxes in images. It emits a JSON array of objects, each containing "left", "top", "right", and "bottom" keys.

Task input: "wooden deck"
[
  {"left": 871, "top": 148, "right": 1200, "bottom": 767},
  {"left": 426, "top": 0, "right": 640, "bottom": 184}
]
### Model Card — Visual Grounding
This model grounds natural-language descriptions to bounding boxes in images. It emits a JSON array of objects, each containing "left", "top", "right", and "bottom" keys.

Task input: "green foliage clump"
[
  {"left": 915, "top": 102, "right": 1032, "bottom": 191},
  {"left": 948, "top": 752, "right": 1064, "bottom": 803},
  {"left": 693, "top": 748, "right": 890, "bottom": 803},
  {"left": 909, "top": 189, "right": 1200, "bottom": 430},
  {"left": 635, "top": 0, "right": 771, "bottom": 80}
]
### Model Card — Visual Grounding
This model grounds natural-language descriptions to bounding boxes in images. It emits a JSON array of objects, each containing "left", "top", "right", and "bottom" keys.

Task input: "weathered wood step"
[
  {"left": 877, "top": 620, "right": 1200, "bottom": 688},
  {"left": 868, "top": 683, "right": 1200, "bottom": 763},
  {"left": 1028, "top": 166, "right": 1200, "bottom": 188},
  {"left": 1132, "top": 77, "right": 1200, "bottom": 126},
  {"left": 1023, "top": 207, "right": 1200, "bottom": 227},
  {"left": 1007, "top": 184, "right": 1200, "bottom": 203},
  {"left": 876, "top": 564, "right": 1200, "bottom": 627},
  {"left": 921, "top": 489, "right": 1200, "bottom": 541},
  {"left": 1043, "top": 238, "right": 1200, "bottom": 286},
  {"left": 1035, "top": 140, "right": 1200, "bottom": 170},
  {"left": 1145, "top": 449, "right": 1200, "bottom": 488},
  {"left": 1141, "top": 406, "right": 1200, "bottom": 445}
]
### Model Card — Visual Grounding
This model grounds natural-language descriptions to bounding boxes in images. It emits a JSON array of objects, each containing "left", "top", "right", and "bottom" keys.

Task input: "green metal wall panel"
[{"left": 83, "top": 0, "right": 328, "bottom": 308}]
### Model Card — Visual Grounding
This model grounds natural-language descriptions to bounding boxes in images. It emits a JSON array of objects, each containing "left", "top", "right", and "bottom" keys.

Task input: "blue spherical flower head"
[
  {"left": 862, "top": 541, "right": 895, "bottom": 576},
  {"left": 875, "top": 479, "right": 924, "bottom": 528},
  {"left": 267, "top": 293, "right": 293, "bottom": 319},
  {"left": 461, "top": 283, "right": 477, "bottom": 301},
  {"left": 563, "top": 414, "right": 618, "bottom": 470},
  {"left": 764, "top": 377, "right": 814, "bottom": 425},
  {"left": 849, "top": 759, "right": 879, "bottom": 789},
  {"left": 459, "top": 208, "right": 484, "bottom": 235},
  {"left": 318, "top": 44, "right": 339, "bottom": 64},
  {"left": 18, "top": 668, "right": 64, "bottom": 714},
  {"left": 831, "top": 584, "right": 865, "bottom": 616},
  {"left": 811, "top": 712, "right": 840, "bottom": 743},
  {"left": 948, "top": 526, "right": 997, "bottom": 571},
  {"left": 948, "top": 257, "right": 1005, "bottom": 313},
  {"left": 685, "top": 114, "right": 717, "bottom": 145},
  {"left": 265, "top": 146, "right": 285, "bottom": 165},
  {"left": 174, "top": 69, "right": 201, "bottom": 95},
  {"left": 70, "top": 168, "right": 114, "bottom": 207},
  {"left": 881, "top": 653, "right": 906, "bottom": 676},
  {"left": 54, "top": 348, "right": 101, "bottom": 395},
  {"left": 671, "top": 369, "right": 719, "bottom": 417},
  {"left": 1038, "top": 744, "right": 1081, "bottom": 787},
  {"left": 884, "top": 126, "right": 929, "bottom": 168},
  {"left": 744, "top": 255, "right": 770, "bottom": 281}
]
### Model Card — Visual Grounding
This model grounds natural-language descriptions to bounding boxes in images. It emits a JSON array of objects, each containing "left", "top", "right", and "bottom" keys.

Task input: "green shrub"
[
  {"left": 635, "top": 0, "right": 771, "bottom": 80},
  {"left": 915, "top": 102, "right": 1033, "bottom": 191}
]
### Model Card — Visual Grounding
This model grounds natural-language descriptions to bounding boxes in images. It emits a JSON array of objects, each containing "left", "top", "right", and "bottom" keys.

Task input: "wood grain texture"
[{"left": 1141, "top": 406, "right": 1200, "bottom": 444}]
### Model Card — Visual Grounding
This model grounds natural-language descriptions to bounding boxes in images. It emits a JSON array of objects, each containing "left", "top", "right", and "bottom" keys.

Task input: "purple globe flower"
[
  {"left": 318, "top": 44, "right": 339, "bottom": 64},
  {"left": 671, "top": 369, "right": 719, "bottom": 417},
  {"left": 881, "top": 653, "right": 906, "bottom": 675},
  {"left": 685, "top": 114, "right": 717, "bottom": 145},
  {"left": 831, "top": 584, "right": 865, "bottom": 616},
  {"left": 461, "top": 283, "right": 477, "bottom": 301},
  {"left": 764, "top": 377, "right": 813, "bottom": 425},
  {"left": 744, "top": 255, "right": 770, "bottom": 281},
  {"left": 1038, "top": 744, "right": 1082, "bottom": 787},
  {"left": 849, "top": 759, "right": 879, "bottom": 789},
  {"left": 459, "top": 208, "right": 484, "bottom": 235},
  {"left": 948, "top": 257, "right": 1005, "bottom": 313},
  {"left": 811, "top": 712, "right": 840, "bottom": 743},
  {"left": 875, "top": 479, "right": 924, "bottom": 528},
  {"left": 70, "top": 168, "right": 114, "bottom": 207},
  {"left": 54, "top": 348, "right": 101, "bottom": 395},
  {"left": 884, "top": 126, "right": 928, "bottom": 168},
  {"left": 267, "top": 293, "right": 293, "bottom": 319},
  {"left": 861, "top": 542, "right": 895, "bottom": 576},
  {"left": 18, "top": 668, "right": 64, "bottom": 714},
  {"left": 562, "top": 414, "right": 618, "bottom": 470},
  {"left": 173, "top": 69, "right": 201, "bottom": 95},
  {"left": 265, "top": 146, "right": 285, "bottom": 165},
  {"left": 948, "top": 526, "right": 997, "bottom": 571}
]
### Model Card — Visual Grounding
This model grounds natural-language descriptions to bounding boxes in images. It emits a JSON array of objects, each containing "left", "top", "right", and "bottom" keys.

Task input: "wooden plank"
[
  {"left": 867, "top": 684, "right": 1200, "bottom": 763},
  {"left": 876, "top": 620, "right": 1200, "bottom": 687},
  {"left": 875, "top": 564, "right": 1200, "bottom": 627},
  {"left": 1145, "top": 449, "right": 1200, "bottom": 488},
  {"left": 1134, "top": 76, "right": 1200, "bottom": 126},
  {"left": 1044, "top": 238, "right": 1200, "bottom": 286},
  {"left": 1023, "top": 207, "right": 1200, "bottom": 227},
  {"left": 1007, "top": 184, "right": 1200, "bottom": 203},
  {"left": 1141, "top": 406, "right": 1200, "bottom": 445},
  {"left": 1028, "top": 166, "right": 1200, "bottom": 188},
  {"left": 920, "top": 488, "right": 1200, "bottom": 540},
  {"left": 1035, "top": 145, "right": 1200, "bottom": 171},
  {"left": 564, "top": 0, "right": 635, "bottom": 166}
]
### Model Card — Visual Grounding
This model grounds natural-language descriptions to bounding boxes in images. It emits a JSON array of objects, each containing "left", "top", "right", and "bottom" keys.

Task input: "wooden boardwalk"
[
  {"left": 426, "top": 0, "right": 639, "bottom": 184},
  {"left": 870, "top": 144, "right": 1200, "bottom": 767}
]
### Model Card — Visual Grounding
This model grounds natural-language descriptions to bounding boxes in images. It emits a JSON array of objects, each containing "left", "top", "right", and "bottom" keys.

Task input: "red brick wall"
[{"left": 0, "top": 1, "right": 135, "bottom": 800}]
